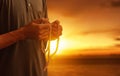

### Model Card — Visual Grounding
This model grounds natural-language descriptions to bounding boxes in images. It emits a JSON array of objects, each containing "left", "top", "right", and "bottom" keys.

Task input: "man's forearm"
[{"left": 0, "top": 28, "right": 26, "bottom": 49}]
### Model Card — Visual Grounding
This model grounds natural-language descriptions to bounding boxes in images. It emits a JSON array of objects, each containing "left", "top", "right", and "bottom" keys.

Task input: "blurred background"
[{"left": 46, "top": 0, "right": 120, "bottom": 76}]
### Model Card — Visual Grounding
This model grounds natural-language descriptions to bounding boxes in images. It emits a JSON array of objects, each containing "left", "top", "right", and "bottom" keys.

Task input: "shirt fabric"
[{"left": 0, "top": 0, "right": 48, "bottom": 76}]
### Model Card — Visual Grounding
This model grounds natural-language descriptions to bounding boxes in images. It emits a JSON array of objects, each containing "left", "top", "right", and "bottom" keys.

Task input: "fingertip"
[
  {"left": 52, "top": 20, "right": 60, "bottom": 24},
  {"left": 55, "top": 20, "right": 60, "bottom": 24}
]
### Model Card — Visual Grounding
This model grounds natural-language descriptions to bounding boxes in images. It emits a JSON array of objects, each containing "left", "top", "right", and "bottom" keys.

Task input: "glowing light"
[
  {"left": 50, "top": 38, "right": 66, "bottom": 55},
  {"left": 48, "top": 11, "right": 120, "bottom": 56}
]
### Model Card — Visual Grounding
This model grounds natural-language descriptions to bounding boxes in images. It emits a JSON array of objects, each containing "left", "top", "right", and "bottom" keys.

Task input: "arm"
[
  {"left": 0, "top": 19, "right": 62, "bottom": 49},
  {"left": 0, "top": 19, "right": 51, "bottom": 49},
  {"left": 0, "top": 28, "right": 25, "bottom": 49}
]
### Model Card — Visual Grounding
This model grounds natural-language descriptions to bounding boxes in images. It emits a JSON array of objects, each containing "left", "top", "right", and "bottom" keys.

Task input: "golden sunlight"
[
  {"left": 48, "top": 10, "right": 120, "bottom": 56},
  {"left": 50, "top": 37, "right": 66, "bottom": 55}
]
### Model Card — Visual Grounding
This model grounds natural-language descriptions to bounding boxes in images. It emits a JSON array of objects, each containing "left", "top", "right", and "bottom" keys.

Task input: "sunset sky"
[{"left": 47, "top": 0, "right": 120, "bottom": 55}]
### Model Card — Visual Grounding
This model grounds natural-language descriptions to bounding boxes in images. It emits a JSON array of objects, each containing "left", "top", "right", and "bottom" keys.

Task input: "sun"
[{"left": 50, "top": 38, "right": 66, "bottom": 55}]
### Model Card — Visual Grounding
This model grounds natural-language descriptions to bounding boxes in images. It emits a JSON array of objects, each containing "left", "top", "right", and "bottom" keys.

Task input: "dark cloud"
[
  {"left": 111, "top": 0, "right": 120, "bottom": 7},
  {"left": 47, "top": 0, "right": 120, "bottom": 39},
  {"left": 65, "top": 28, "right": 120, "bottom": 38},
  {"left": 100, "top": 0, "right": 120, "bottom": 7},
  {"left": 114, "top": 44, "right": 120, "bottom": 48},
  {"left": 115, "top": 38, "right": 120, "bottom": 41},
  {"left": 79, "top": 29, "right": 120, "bottom": 35}
]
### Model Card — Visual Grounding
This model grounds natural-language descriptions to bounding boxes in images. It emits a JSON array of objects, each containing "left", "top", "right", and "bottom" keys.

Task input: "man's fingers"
[
  {"left": 41, "top": 18, "right": 49, "bottom": 24},
  {"left": 39, "top": 34, "right": 49, "bottom": 40},
  {"left": 52, "top": 20, "right": 60, "bottom": 25},
  {"left": 52, "top": 25, "right": 62, "bottom": 32},
  {"left": 30, "top": 19, "right": 62, "bottom": 40},
  {"left": 40, "top": 24, "right": 51, "bottom": 30},
  {"left": 39, "top": 31, "right": 49, "bottom": 36},
  {"left": 52, "top": 31, "right": 62, "bottom": 36},
  {"left": 33, "top": 23, "right": 50, "bottom": 30}
]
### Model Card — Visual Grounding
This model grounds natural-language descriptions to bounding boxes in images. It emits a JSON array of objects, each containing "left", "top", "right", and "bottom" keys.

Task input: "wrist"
[
  {"left": 17, "top": 27, "right": 27, "bottom": 40},
  {"left": 9, "top": 27, "right": 27, "bottom": 41}
]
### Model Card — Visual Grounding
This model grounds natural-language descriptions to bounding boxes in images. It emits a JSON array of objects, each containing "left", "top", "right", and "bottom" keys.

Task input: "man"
[{"left": 0, "top": 0, "right": 62, "bottom": 76}]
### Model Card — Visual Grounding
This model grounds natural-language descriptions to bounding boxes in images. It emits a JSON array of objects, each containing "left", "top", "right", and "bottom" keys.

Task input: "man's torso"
[{"left": 0, "top": 0, "right": 47, "bottom": 76}]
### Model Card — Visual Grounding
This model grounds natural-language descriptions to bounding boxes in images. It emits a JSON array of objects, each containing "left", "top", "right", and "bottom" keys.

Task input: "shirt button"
[{"left": 28, "top": 3, "right": 31, "bottom": 7}]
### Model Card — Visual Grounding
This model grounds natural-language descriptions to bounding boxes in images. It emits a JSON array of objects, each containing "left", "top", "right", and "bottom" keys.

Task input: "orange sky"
[{"left": 47, "top": 0, "right": 120, "bottom": 55}]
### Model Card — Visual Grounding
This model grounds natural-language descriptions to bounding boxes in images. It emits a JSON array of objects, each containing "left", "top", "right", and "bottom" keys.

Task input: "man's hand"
[
  {"left": 22, "top": 19, "right": 50, "bottom": 40},
  {"left": 32, "top": 19, "right": 63, "bottom": 41},
  {"left": 23, "top": 18, "right": 63, "bottom": 40},
  {"left": 0, "top": 19, "right": 62, "bottom": 49},
  {"left": 51, "top": 20, "right": 62, "bottom": 40}
]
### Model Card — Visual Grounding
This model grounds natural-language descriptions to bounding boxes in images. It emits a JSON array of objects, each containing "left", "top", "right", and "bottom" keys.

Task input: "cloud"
[
  {"left": 78, "top": 28, "right": 120, "bottom": 42},
  {"left": 47, "top": 0, "right": 83, "bottom": 16},
  {"left": 114, "top": 44, "right": 120, "bottom": 48},
  {"left": 101, "top": 0, "right": 120, "bottom": 7},
  {"left": 47, "top": 0, "right": 120, "bottom": 39},
  {"left": 47, "top": 0, "right": 120, "bottom": 17},
  {"left": 65, "top": 28, "right": 120, "bottom": 39},
  {"left": 111, "top": 0, "right": 120, "bottom": 7},
  {"left": 115, "top": 38, "right": 120, "bottom": 41},
  {"left": 79, "top": 29, "right": 120, "bottom": 35},
  {"left": 47, "top": 0, "right": 105, "bottom": 17}
]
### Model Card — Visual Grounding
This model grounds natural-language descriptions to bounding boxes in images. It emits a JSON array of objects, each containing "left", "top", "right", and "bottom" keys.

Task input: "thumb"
[
  {"left": 41, "top": 18, "right": 50, "bottom": 24},
  {"left": 40, "top": 23, "right": 51, "bottom": 29}
]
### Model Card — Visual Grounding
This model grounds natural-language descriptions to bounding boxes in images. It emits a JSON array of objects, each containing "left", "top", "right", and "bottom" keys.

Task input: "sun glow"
[
  {"left": 50, "top": 37, "right": 66, "bottom": 55},
  {"left": 48, "top": 9, "right": 120, "bottom": 56}
]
